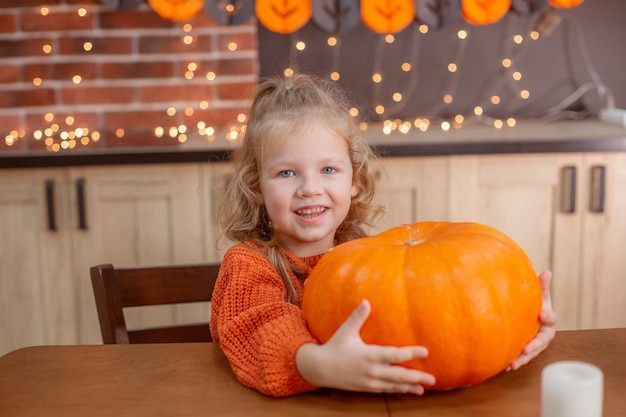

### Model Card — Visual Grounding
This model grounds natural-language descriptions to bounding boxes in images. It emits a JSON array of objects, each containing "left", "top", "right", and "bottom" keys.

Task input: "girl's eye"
[
  {"left": 321, "top": 167, "right": 336, "bottom": 174},
  {"left": 279, "top": 170, "right": 294, "bottom": 178}
]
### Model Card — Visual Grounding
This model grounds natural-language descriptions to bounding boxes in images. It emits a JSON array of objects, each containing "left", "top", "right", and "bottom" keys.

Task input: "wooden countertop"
[
  {"left": 1, "top": 119, "right": 626, "bottom": 169},
  {"left": 0, "top": 328, "right": 624, "bottom": 417}
]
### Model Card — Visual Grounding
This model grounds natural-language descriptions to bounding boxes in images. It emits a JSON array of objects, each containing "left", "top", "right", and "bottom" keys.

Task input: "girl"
[{"left": 209, "top": 73, "right": 557, "bottom": 397}]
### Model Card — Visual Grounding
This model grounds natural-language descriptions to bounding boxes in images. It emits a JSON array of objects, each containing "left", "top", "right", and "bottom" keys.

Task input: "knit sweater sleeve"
[{"left": 209, "top": 243, "right": 320, "bottom": 397}]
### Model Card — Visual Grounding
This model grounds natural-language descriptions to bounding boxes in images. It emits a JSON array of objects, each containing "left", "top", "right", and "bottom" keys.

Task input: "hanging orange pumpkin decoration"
[
  {"left": 461, "top": 0, "right": 511, "bottom": 25},
  {"left": 302, "top": 221, "right": 542, "bottom": 390},
  {"left": 147, "top": 0, "right": 204, "bottom": 22},
  {"left": 361, "top": 0, "right": 416, "bottom": 34},
  {"left": 256, "top": 0, "right": 312, "bottom": 34},
  {"left": 549, "top": 0, "right": 584, "bottom": 8}
]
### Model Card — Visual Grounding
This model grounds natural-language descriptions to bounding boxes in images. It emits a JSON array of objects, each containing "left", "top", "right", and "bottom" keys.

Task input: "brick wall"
[{"left": 0, "top": 0, "right": 258, "bottom": 153}]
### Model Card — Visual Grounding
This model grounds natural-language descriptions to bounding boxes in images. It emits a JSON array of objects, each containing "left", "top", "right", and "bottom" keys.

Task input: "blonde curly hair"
[{"left": 218, "top": 73, "right": 382, "bottom": 303}]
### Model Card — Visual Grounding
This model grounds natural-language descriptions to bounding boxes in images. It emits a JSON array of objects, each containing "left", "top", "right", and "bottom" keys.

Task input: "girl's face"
[{"left": 258, "top": 124, "right": 357, "bottom": 257}]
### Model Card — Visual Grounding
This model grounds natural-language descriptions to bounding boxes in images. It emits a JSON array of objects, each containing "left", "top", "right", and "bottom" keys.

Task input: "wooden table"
[{"left": 0, "top": 328, "right": 624, "bottom": 417}]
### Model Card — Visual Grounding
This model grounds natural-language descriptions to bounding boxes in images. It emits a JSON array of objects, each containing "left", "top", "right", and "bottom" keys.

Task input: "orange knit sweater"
[{"left": 209, "top": 242, "right": 325, "bottom": 397}]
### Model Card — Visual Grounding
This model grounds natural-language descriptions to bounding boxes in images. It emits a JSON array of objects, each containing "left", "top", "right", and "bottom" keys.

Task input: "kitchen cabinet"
[
  {"left": 0, "top": 164, "right": 209, "bottom": 355},
  {"left": 370, "top": 156, "right": 449, "bottom": 235}
]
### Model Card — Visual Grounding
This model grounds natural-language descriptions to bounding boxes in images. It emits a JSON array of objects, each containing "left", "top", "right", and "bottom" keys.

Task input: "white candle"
[{"left": 541, "top": 361, "right": 604, "bottom": 417}]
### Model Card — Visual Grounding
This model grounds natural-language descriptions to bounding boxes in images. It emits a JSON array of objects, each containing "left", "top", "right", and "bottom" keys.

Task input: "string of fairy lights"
[{"left": 3, "top": 2, "right": 610, "bottom": 152}]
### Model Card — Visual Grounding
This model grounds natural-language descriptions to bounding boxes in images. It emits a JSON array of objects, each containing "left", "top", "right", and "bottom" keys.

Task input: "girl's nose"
[{"left": 297, "top": 175, "right": 322, "bottom": 197}]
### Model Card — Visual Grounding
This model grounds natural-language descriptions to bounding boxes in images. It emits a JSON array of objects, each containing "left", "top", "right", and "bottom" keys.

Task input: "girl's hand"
[
  {"left": 508, "top": 270, "right": 558, "bottom": 371},
  {"left": 297, "top": 299, "right": 436, "bottom": 394}
]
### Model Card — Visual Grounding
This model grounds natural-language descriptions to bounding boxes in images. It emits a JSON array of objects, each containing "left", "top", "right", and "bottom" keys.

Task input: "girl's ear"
[{"left": 351, "top": 183, "right": 359, "bottom": 198}]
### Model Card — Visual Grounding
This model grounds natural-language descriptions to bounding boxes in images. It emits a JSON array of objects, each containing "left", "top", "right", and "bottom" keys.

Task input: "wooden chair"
[{"left": 90, "top": 263, "right": 220, "bottom": 344}]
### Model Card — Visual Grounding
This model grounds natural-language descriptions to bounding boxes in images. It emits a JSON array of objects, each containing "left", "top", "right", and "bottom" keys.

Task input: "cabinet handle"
[
  {"left": 589, "top": 165, "right": 606, "bottom": 213},
  {"left": 45, "top": 179, "right": 57, "bottom": 231},
  {"left": 559, "top": 166, "right": 577, "bottom": 213},
  {"left": 76, "top": 178, "right": 88, "bottom": 230}
]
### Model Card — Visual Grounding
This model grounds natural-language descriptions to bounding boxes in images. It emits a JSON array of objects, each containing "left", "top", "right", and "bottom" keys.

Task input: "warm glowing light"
[
  {"left": 330, "top": 72, "right": 340, "bottom": 81},
  {"left": 169, "top": 127, "right": 178, "bottom": 138},
  {"left": 40, "top": 7, "right": 49, "bottom": 15},
  {"left": 401, "top": 62, "right": 411, "bottom": 71},
  {"left": 115, "top": 129, "right": 124, "bottom": 138},
  {"left": 166, "top": 107, "right": 176, "bottom": 116},
  {"left": 392, "top": 92, "right": 402, "bottom": 102},
  {"left": 284, "top": 68, "right": 294, "bottom": 77},
  {"left": 494, "top": 119, "right": 504, "bottom": 129},
  {"left": 237, "top": 113, "right": 247, "bottom": 123},
  {"left": 375, "top": 105, "right": 385, "bottom": 115},
  {"left": 399, "top": 122, "right": 411, "bottom": 134},
  {"left": 441, "top": 121, "right": 451, "bottom": 131},
  {"left": 206, "top": 71, "right": 216, "bottom": 80},
  {"left": 185, "top": 71, "right": 194, "bottom": 80},
  {"left": 507, "top": 117, "right": 517, "bottom": 127},
  {"left": 474, "top": 106, "right": 484, "bottom": 116},
  {"left": 178, "top": 134, "right": 187, "bottom": 143},
  {"left": 33, "top": 78, "right": 42, "bottom": 86},
  {"left": 512, "top": 71, "right": 522, "bottom": 81},
  {"left": 491, "top": 95, "right": 501, "bottom": 105},
  {"left": 419, "top": 24, "right": 428, "bottom": 34},
  {"left": 72, "top": 75, "right": 82, "bottom": 84},
  {"left": 45, "top": 137, "right": 54, "bottom": 146},
  {"left": 382, "top": 124, "right": 392, "bottom": 135},
  {"left": 183, "top": 35, "right": 193, "bottom": 45},
  {"left": 81, "top": 137, "right": 89, "bottom": 145},
  {"left": 372, "top": 73, "right": 382, "bottom": 83},
  {"left": 178, "top": 124, "right": 188, "bottom": 133},
  {"left": 457, "top": 30, "right": 467, "bottom": 40},
  {"left": 65, "top": 116, "right": 74, "bottom": 125},
  {"left": 75, "top": 128, "right": 85, "bottom": 137},
  {"left": 520, "top": 89, "right": 530, "bottom": 99},
  {"left": 77, "top": 8, "right": 87, "bottom": 17},
  {"left": 443, "top": 94, "right": 453, "bottom": 104},
  {"left": 349, "top": 108, "right": 359, "bottom": 117},
  {"left": 34, "top": 130, "right": 43, "bottom": 140},
  {"left": 187, "top": 62, "right": 197, "bottom": 71},
  {"left": 327, "top": 37, "right": 337, "bottom": 46},
  {"left": 296, "top": 41, "right": 306, "bottom": 51},
  {"left": 45, "top": 113, "right": 54, "bottom": 122},
  {"left": 359, "top": 122, "right": 368, "bottom": 131},
  {"left": 455, "top": 114, "right": 464, "bottom": 124},
  {"left": 385, "top": 34, "right": 394, "bottom": 43},
  {"left": 199, "top": 100, "right": 209, "bottom": 109},
  {"left": 184, "top": 107, "right": 194, "bottom": 116},
  {"left": 183, "top": 24, "right": 193, "bottom": 32},
  {"left": 92, "top": 131, "right": 100, "bottom": 142},
  {"left": 43, "top": 44, "right": 52, "bottom": 53},
  {"left": 530, "top": 31, "right": 540, "bottom": 40},
  {"left": 83, "top": 42, "right": 93, "bottom": 52},
  {"left": 227, "top": 42, "right": 238, "bottom": 51},
  {"left": 502, "top": 58, "right": 512, "bottom": 68},
  {"left": 448, "top": 63, "right": 457, "bottom": 72},
  {"left": 513, "top": 35, "right": 523, "bottom": 44}
]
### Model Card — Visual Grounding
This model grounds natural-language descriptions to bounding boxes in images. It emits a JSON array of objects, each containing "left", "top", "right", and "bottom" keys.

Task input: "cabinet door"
[
  {"left": 576, "top": 153, "right": 626, "bottom": 329},
  {"left": 69, "top": 164, "right": 208, "bottom": 344},
  {"left": 371, "top": 157, "right": 449, "bottom": 235},
  {"left": 0, "top": 168, "right": 77, "bottom": 355}
]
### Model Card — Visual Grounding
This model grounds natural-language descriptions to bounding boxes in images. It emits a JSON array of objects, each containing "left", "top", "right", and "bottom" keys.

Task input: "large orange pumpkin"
[{"left": 302, "top": 221, "right": 542, "bottom": 390}]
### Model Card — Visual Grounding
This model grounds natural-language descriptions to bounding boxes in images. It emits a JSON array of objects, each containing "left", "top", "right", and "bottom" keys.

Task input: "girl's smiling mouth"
[{"left": 295, "top": 206, "right": 327, "bottom": 218}]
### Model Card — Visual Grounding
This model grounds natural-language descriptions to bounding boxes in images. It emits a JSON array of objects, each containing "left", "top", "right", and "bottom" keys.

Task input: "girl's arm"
[{"left": 296, "top": 299, "right": 436, "bottom": 395}]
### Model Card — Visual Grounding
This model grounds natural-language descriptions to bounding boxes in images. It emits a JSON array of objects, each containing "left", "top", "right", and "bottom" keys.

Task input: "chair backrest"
[{"left": 90, "top": 263, "right": 220, "bottom": 344}]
